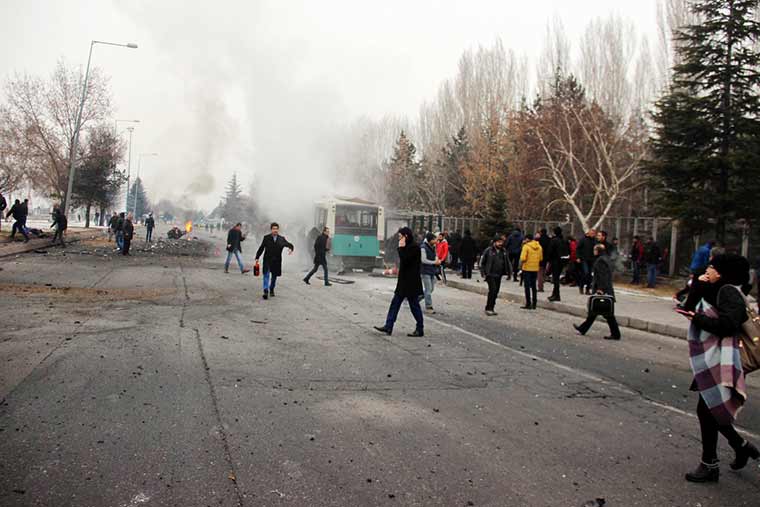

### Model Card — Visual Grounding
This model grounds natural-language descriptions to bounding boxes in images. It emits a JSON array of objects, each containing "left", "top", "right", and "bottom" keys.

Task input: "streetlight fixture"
[
  {"left": 114, "top": 119, "right": 140, "bottom": 131},
  {"left": 132, "top": 152, "right": 158, "bottom": 217},
  {"left": 62, "top": 40, "right": 138, "bottom": 218},
  {"left": 124, "top": 127, "right": 135, "bottom": 211}
]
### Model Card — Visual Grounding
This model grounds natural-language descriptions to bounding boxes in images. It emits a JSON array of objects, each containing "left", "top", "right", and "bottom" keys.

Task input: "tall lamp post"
[
  {"left": 115, "top": 120, "right": 139, "bottom": 213},
  {"left": 63, "top": 40, "right": 138, "bottom": 218},
  {"left": 132, "top": 152, "right": 158, "bottom": 218}
]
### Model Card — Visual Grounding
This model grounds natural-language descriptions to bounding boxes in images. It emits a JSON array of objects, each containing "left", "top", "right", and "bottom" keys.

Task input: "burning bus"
[{"left": 308, "top": 197, "right": 385, "bottom": 272}]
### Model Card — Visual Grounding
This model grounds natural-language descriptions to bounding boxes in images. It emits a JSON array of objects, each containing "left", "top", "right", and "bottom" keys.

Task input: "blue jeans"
[
  {"left": 305, "top": 261, "right": 329, "bottom": 284},
  {"left": 523, "top": 271, "right": 538, "bottom": 307},
  {"left": 116, "top": 231, "right": 124, "bottom": 250},
  {"left": 631, "top": 261, "right": 641, "bottom": 284},
  {"left": 647, "top": 263, "right": 657, "bottom": 288},
  {"left": 421, "top": 274, "right": 435, "bottom": 308},
  {"left": 263, "top": 270, "right": 278, "bottom": 291},
  {"left": 384, "top": 293, "right": 424, "bottom": 334},
  {"left": 225, "top": 249, "right": 244, "bottom": 272}
]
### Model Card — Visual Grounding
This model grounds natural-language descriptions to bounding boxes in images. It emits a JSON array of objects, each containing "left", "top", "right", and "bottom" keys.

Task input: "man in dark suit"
[
  {"left": 255, "top": 222, "right": 294, "bottom": 299},
  {"left": 303, "top": 226, "right": 332, "bottom": 286},
  {"left": 225, "top": 222, "right": 250, "bottom": 274},
  {"left": 122, "top": 213, "right": 134, "bottom": 256}
]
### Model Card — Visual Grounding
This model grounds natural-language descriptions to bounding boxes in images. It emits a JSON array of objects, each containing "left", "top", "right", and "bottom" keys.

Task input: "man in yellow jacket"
[{"left": 520, "top": 233, "right": 543, "bottom": 309}]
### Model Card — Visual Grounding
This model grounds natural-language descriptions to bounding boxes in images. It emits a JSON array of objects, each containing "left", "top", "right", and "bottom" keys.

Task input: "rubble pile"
[{"left": 42, "top": 237, "right": 212, "bottom": 258}]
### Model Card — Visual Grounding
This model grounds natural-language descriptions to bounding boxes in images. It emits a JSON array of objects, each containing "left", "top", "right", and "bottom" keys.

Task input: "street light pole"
[
  {"left": 133, "top": 152, "right": 158, "bottom": 218},
  {"left": 125, "top": 126, "right": 135, "bottom": 211},
  {"left": 62, "top": 40, "right": 138, "bottom": 218}
]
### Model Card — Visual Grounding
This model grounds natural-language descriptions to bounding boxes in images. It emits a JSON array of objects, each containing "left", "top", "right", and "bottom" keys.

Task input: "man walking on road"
[
  {"left": 255, "top": 222, "right": 294, "bottom": 300},
  {"left": 420, "top": 233, "right": 441, "bottom": 313},
  {"left": 6, "top": 199, "right": 29, "bottom": 242},
  {"left": 115, "top": 212, "right": 126, "bottom": 252},
  {"left": 122, "top": 213, "right": 134, "bottom": 256},
  {"left": 304, "top": 226, "right": 332, "bottom": 286},
  {"left": 145, "top": 213, "right": 156, "bottom": 243},
  {"left": 374, "top": 227, "right": 424, "bottom": 337},
  {"left": 51, "top": 205, "right": 67, "bottom": 247},
  {"left": 520, "top": 233, "right": 543, "bottom": 310},
  {"left": 480, "top": 234, "right": 508, "bottom": 316},
  {"left": 225, "top": 222, "right": 250, "bottom": 274},
  {"left": 574, "top": 244, "right": 621, "bottom": 340}
]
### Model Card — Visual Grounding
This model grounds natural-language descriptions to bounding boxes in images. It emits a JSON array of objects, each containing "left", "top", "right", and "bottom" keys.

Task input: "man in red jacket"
[{"left": 436, "top": 232, "right": 450, "bottom": 284}]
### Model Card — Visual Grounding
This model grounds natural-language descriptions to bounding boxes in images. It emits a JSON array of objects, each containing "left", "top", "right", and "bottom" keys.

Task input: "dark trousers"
[
  {"left": 581, "top": 260, "right": 594, "bottom": 291},
  {"left": 697, "top": 395, "right": 743, "bottom": 463},
  {"left": 146, "top": 228, "right": 153, "bottom": 242},
  {"left": 631, "top": 261, "right": 642, "bottom": 284},
  {"left": 461, "top": 258, "right": 474, "bottom": 279},
  {"left": 523, "top": 271, "right": 537, "bottom": 307},
  {"left": 578, "top": 306, "right": 621, "bottom": 339},
  {"left": 122, "top": 238, "right": 131, "bottom": 255},
  {"left": 384, "top": 293, "right": 424, "bottom": 333},
  {"left": 10, "top": 220, "right": 29, "bottom": 240},
  {"left": 551, "top": 263, "right": 563, "bottom": 299},
  {"left": 508, "top": 253, "right": 520, "bottom": 281},
  {"left": 305, "top": 261, "right": 329, "bottom": 284},
  {"left": 53, "top": 228, "right": 66, "bottom": 246},
  {"left": 486, "top": 276, "right": 501, "bottom": 311}
]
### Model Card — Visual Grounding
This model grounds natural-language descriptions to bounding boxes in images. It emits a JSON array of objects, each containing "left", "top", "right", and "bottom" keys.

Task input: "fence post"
[{"left": 670, "top": 220, "right": 679, "bottom": 277}]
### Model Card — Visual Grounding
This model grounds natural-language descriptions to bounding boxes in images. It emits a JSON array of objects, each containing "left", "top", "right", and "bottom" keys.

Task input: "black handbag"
[{"left": 588, "top": 294, "right": 615, "bottom": 316}]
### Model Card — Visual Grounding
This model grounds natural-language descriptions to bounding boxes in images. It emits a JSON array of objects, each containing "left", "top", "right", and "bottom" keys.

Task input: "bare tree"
[
  {"left": 536, "top": 16, "right": 572, "bottom": 97},
  {"left": 656, "top": 0, "right": 700, "bottom": 88},
  {"left": 0, "top": 59, "right": 112, "bottom": 199}
]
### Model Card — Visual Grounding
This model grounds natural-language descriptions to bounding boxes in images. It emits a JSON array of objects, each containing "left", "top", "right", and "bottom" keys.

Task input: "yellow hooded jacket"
[{"left": 520, "top": 240, "right": 543, "bottom": 272}]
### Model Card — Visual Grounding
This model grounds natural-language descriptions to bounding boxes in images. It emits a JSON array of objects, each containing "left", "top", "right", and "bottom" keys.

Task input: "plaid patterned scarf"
[{"left": 689, "top": 299, "right": 747, "bottom": 425}]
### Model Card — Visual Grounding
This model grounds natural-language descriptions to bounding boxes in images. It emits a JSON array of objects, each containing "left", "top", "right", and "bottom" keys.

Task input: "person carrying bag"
[{"left": 573, "top": 244, "right": 621, "bottom": 340}]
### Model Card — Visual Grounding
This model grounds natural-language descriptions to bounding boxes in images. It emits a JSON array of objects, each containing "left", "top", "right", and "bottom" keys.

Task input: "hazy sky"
[{"left": 0, "top": 0, "right": 659, "bottom": 213}]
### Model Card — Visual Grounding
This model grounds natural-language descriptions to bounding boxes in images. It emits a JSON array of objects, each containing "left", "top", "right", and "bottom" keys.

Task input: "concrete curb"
[
  {"left": 0, "top": 230, "right": 102, "bottom": 258},
  {"left": 446, "top": 279, "right": 687, "bottom": 340}
]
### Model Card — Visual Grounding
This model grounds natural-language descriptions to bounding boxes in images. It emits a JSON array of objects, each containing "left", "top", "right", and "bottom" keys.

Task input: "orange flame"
[{"left": 185, "top": 220, "right": 193, "bottom": 234}]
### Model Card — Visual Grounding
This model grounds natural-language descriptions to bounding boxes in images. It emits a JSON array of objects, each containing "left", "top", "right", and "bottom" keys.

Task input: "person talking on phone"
[{"left": 374, "top": 227, "right": 424, "bottom": 337}]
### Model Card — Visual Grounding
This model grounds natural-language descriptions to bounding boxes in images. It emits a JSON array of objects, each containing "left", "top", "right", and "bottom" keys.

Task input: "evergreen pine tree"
[
  {"left": 127, "top": 177, "right": 150, "bottom": 218},
  {"left": 221, "top": 173, "right": 244, "bottom": 222},
  {"left": 481, "top": 191, "right": 510, "bottom": 241},
  {"left": 385, "top": 131, "right": 423, "bottom": 210},
  {"left": 647, "top": 0, "right": 760, "bottom": 240}
]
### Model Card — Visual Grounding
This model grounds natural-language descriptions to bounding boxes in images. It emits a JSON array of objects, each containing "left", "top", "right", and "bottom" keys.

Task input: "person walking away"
[
  {"left": 374, "top": 227, "right": 424, "bottom": 337},
  {"left": 677, "top": 254, "right": 757, "bottom": 482},
  {"left": 536, "top": 229, "right": 550, "bottom": 292},
  {"left": 122, "top": 213, "right": 134, "bottom": 255},
  {"left": 506, "top": 228, "right": 524, "bottom": 282},
  {"left": 145, "top": 213, "right": 156, "bottom": 243},
  {"left": 0, "top": 192, "right": 6, "bottom": 231},
  {"left": 576, "top": 229, "right": 597, "bottom": 294},
  {"left": 573, "top": 244, "right": 621, "bottom": 340},
  {"left": 420, "top": 233, "right": 440, "bottom": 313},
  {"left": 630, "top": 236, "right": 644, "bottom": 285},
  {"left": 459, "top": 230, "right": 477, "bottom": 279},
  {"left": 255, "top": 222, "right": 294, "bottom": 300},
  {"left": 115, "top": 212, "right": 126, "bottom": 251},
  {"left": 519, "top": 233, "right": 542, "bottom": 310},
  {"left": 304, "top": 226, "right": 332, "bottom": 286},
  {"left": 108, "top": 212, "right": 118, "bottom": 242},
  {"left": 225, "top": 222, "right": 250, "bottom": 274},
  {"left": 436, "top": 232, "right": 449, "bottom": 284},
  {"left": 644, "top": 237, "right": 661, "bottom": 288},
  {"left": 51, "top": 205, "right": 67, "bottom": 247},
  {"left": 547, "top": 227, "right": 567, "bottom": 302},
  {"left": 480, "top": 234, "right": 508, "bottom": 316},
  {"left": 6, "top": 199, "right": 29, "bottom": 242}
]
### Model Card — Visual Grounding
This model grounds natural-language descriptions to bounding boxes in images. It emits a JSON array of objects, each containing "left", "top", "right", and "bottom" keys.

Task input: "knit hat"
[{"left": 710, "top": 253, "right": 750, "bottom": 286}]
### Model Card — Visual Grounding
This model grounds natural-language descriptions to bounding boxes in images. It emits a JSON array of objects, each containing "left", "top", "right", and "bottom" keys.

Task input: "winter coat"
[
  {"left": 459, "top": 234, "right": 477, "bottom": 260},
  {"left": 538, "top": 233, "right": 551, "bottom": 266},
  {"left": 51, "top": 210, "right": 67, "bottom": 231},
  {"left": 0, "top": 194, "right": 6, "bottom": 212},
  {"left": 395, "top": 243, "right": 424, "bottom": 298},
  {"left": 692, "top": 283, "right": 748, "bottom": 337},
  {"left": 255, "top": 234, "right": 294, "bottom": 277},
  {"left": 506, "top": 231, "right": 524, "bottom": 255},
  {"left": 577, "top": 236, "right": 596, "bottom": 263},
  {"left": 569, "top": 239, "right": 578, "bottom": 263},
  {"left": 313, "top": 233, "right": 329, "bottom": 264},
  {"left": 644, "top": 242, "right": 661, "bottom": 265},
  {"left": 421, "top": 242, "right": 438, "bottom": 276},
  {"left": 123, "top": 219, "right": 134, "bottom": 240},
  {"left": 108, "top": 215, "right": 118, "bottom": 230},
  {"left": 226, "top": 228, "right": 245, "bottom": 252},
  {"left": 116, "top": 216, "right": 125, "bottom": 232},
  {"left": 591, "top": 254, "right": 615, "bottom": 299},
  {"left": 145, "top": 216, "right": 155, "bottom": 230},
  {"left": 479, "top": 245, "right": 508, "bottom": 278},
  {"left": 436, "top": 239, "right": 449, "bottom": 263},
  {"left": 520, "top": 240, "right": 543, "bottom": 272},
  {"left": 630, "top": 240, "right": 644, "bottom": 263},
  {"left": 20, "top": 201, "right": 28, "bottom": 219},
  {"left": 547, "top": 235, "right": 566, "bottom": 265},
  {"left": 690, "top": 243, "right": 712, "bottom": 272},
  {"left": 6, "top": 202, "right": 22, "bottom": 220}
]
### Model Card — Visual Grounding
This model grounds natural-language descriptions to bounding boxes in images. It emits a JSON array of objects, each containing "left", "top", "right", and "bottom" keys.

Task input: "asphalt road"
[{"left": 1, "top": 234, "right": 759, "bottom": 506}]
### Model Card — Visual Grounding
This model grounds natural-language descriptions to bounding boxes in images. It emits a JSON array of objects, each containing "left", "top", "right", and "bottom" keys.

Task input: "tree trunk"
[
  {"left": 99, "top": 205, "right": 105, "bottom": 226},
  {"left": 85, "top": 203, "right": 91, "bottom": 228}
]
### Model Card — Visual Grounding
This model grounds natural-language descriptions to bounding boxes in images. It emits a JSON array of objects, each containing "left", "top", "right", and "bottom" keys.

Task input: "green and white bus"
[{"left": 310, "top": 198, "right": 385, "bottom": 271}]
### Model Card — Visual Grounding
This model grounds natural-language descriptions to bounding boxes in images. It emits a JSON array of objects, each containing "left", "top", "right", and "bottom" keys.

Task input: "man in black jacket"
[
  {"left": 374, "top": 227, "right": 424, "bottom": 337},
  {"left": 537, "top": 228, "right": 550, "bottom": 292},
  {"left": 505, "top": 228, "right": 523, "bottom": 282},
  {"left": 51, "top": 205, "right": 67, "bottom": 247},
  {"left": 459, "top": 229, "right": 477, "bottom": 279},
  {"left": 574, "top": 244, "right": 621, "bottom": 340},
  {"left": 225, "top": 222, "right": 250, "bottom": 274},
  {"left": 122, "top": 213, "right": 134, "bottom": 255},
  {"left": 115, "top": 212, "right": 126, "bottom": 252},
  {"left": 255, "top": 222, "right": 294, "bottom": 299},
  {"left": 145, "top": 213, "right": 156, "bottom": 242},
  {"left": 547, "top": 227, "right": 567, "bottom": 302},
  {"left": 6, "top": 199, "right": 29, "bottom": 242},
  {"left": 304, "top": 226, "right": 332, "bottom": 286},
  {"left": 576, "top": 229, "right": 597, "bottom": 295},
  {"left": 479, "top": 235, "right": 508, "bottom": 316}
]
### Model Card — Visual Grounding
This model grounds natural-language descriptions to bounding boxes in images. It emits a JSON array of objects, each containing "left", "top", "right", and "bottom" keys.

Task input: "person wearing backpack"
[
  {"left": 546, "top": 227, "right": 568, "bottom": 302},
  {"left": 677, "top": 253, "right": 757, "bottom": 483}
]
